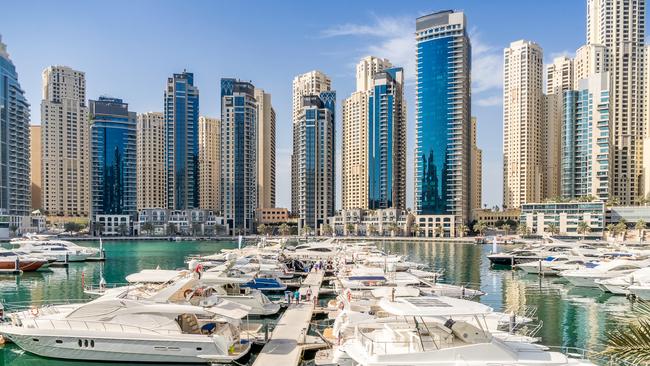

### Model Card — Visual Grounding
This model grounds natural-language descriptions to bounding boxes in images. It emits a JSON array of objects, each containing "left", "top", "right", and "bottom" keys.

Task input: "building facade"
[
  {"left": 89, "top": 97, "right": 137, "bottom": 232},
  {"left": 561, "top": 72, "right": 611, "bottom": 201},
  {"left": 520, "top": 202, "right": 606, "bottom": 237},
  {"left": 136, "top": 112, "right": 166, "bottom": 210},
  {"left": 470, "top": 117, "right": 482, "bottom": 212},
  {"left": 41, "top": 66, "right": 88, "bottom": 217},
  {"left": 255, "top": 89, "right": 275, "bottom": 209},
  {"left": 0, "top": 36, "right": 30, "bottom": 218},
  {"left": 30, "top": 125, "right": 41, "bottom": 210},
  {"left": 503, "top": 40, "right": 544, "bottom": 209},
  {"left": 342, "top": 90, "right": 369, "bottom": 210},
  {"left": 165, "top": 71, "right": 199, "bottom": 210},
  {"left": 198, "top": 116, "right": 221, "bottom": 211},
  {"left": 291, "top": 71, "right": 331, "bottom": 214},
  {"left": 255, "top": 207, "right": 290, "bottom": 225},
  {"left": 295, "top": 92, "right": 336, "bottom": 231},
  {"left": 221, "top": 79, "right": 257, "bottom": 233},
  {"left": 414, "top": 11, "right": 471, "bottom": 223}
]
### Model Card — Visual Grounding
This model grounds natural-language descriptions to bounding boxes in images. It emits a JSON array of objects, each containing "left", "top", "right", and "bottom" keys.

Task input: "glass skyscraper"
[
  {"left": 414, "top": 11, "right": 471, "bottom": 223},
  {"left": 165, "top": 71, "right": 199, "bottom": 210},
  {"left": 295, "top": 92, "right": 336, "bottom": 231},
  {"left": 0, "top": 36, "right": 30, "bottom": 217},
  {"left": 368, "top": 67, "right": 406, "bottom": 210},
  {"left": 220, "top": 78, "right": 257, "bottom": 233},
  {"left": 89, "top": 97, "right": 137, "bottom": 218}
]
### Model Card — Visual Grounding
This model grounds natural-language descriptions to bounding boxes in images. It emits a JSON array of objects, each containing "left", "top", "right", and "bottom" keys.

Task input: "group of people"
[{"left": 284, "top": 287, "right": 317, "bottom": 305}]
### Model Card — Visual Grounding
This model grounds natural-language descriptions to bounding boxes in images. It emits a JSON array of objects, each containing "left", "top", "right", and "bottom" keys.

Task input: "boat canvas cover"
[
  {"left": 371, "top": 287, "right": 420, "bottom": 298},
  {"left": 348, "top": 276, "right": 386, "bottom": 281},
  {"left": 125, "top": 269, "right": 187, "bottom": 284},
  {"left": 379, "top": 296, "right": 493, "bottom": 317},
  {"left": 200, "top": 272, "right": 252, "bottom": 285},
  {"left": 65, "top": 299, "right": 214, "bottom": 320},
  {"left": 206, "top": 299, "right": 252, "bottom": 320}
]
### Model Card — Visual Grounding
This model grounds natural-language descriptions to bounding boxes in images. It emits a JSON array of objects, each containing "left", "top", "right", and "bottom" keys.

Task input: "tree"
[
  {"left": 345, "top": 223, "right": 356, "bottom": 236},
  {"left": 434, "top": 226, "right": 444, "bottom": 238},
  {"left": 410, "top": 223, "right": 423, "bottom": 237},
  {"left": 578, "top": 194, "right": 596, "bottom": 202},
  {"left": 545, "top": 223, "right": 559, "bottom": 236},
  {"left": 95, "top": 222, "right": 105, "bottom": 236},
  {"left": 302, "top": 225, "right": 312, "bottom": 236},
  {"left": 616, "top": 221, "right": 628, "bottom": 240},
  {"left": 141, "top": 222, "right": 155, "bottom": 236},
  {"left": 603, "top": 300, "right": 650, "bottom": 364},
  {"left": 322, "top": 224, "right": 333, "bottom": 236},
  {"left": 457, "top": 224, "right": 469, "bottom": 238},
  {"left": 388, "top": 223, "right": 401, "bottom": 237},
  {"left": 577, "top": 221, "right": 591, "bottom": 239},
  {"left": 473, "top": 221, "right": 487, "bottom": 236},
  {"left": 191, "top": 222, "right": 202, "bottom": 236},
  {"left": 9, "top": 224, "right": 18, "bottom": 236},
  {"left": 118, "top": 223, "right": 129, "bottom": 236},
  {"left": 517, "top": 223, "right": 530, "bottom": 237},
  {"left": 257, "top": 224, "right": 267, "bottom": 236},
  {"left": 636, "top": 219, "right": 647, "bottom": 241},
  {"left": 64, "top": 222, "right": 83, "bottom": 233},
  {"left": 500, "top": 224, "right": 511, "bottom": 236},
  {"left": 367, "top": 224, "right": 378, "bottom": 237},
  {"left": 166, "top": 223, "right": 178, "bottom": 236},
  {"left": 278, "top": 223, "right": 290, "bottom": 236},
  {"left": 606, "top": 196, "right": 620, "bottom": 207}
]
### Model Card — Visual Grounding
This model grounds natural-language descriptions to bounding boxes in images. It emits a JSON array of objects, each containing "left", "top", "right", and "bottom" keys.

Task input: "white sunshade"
[
  {"left": 65, "top": 299, "right": 214, "bottom": 320},
  {"left": 206, "top": 299, "right": 252, "bottom": 320},
  {"left": 199, "top": 272, "right": 252, "bottom": 285},
  {"left": 125, "top": 269, "right": 188, "bottom": 284},
  {"left": 379, "top": 296, "right": 493, "bottom": 317}
]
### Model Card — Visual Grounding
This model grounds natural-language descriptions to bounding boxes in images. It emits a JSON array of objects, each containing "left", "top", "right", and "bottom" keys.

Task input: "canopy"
[
  {"left": 206, "top": 299, "right": 252, "bottom": 320},
  {"left": 65, "top": 299, "right": 214, "bottom": 320},
  {"left": 126, "top": 269, "right": 187, "bottom": 284},
  {"left": 378, "top": 296, "right": 493, "bottom": 317}
]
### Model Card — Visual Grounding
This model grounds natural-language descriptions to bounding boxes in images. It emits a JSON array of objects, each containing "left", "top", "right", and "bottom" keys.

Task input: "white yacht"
[
  {"left": 595, "top": 266, "right": 650, "bottom": 295},
  {"left": 515, "top": 256, "right": 586, "bottom": 276},
  {"left": 12, "top": 237, "right": 99, "bottom": 262},
  {"left": 559, "top": 260, "right": 645, "bottom": 287},
  {"left": 0, "top": 298, "right": 252, "bottom": 363}
]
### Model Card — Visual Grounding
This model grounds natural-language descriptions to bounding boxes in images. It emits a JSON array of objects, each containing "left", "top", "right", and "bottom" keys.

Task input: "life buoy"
[
  {"left": 184, "top": 289, "right": 193, "bottom": 298},
  {"left": 30, "top": 307, "right": 39, "bottom": 316}
]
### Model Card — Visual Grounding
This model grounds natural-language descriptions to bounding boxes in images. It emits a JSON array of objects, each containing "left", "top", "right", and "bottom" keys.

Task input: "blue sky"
[{"left": 3, "top": 0, "right": 590, "bottom": 210}]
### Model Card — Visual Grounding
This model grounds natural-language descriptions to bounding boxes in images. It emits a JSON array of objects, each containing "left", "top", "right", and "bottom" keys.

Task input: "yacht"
[
  {"left": 515, "top": 256, "right": 587, "bottom": 276},
  {"left": 12, "top": 237, "right": 99, "bottom": 262},
  {"left": 0, "top": 250, "right": 49, "bottom": 272},
  {"left": 559, "top": 260, "right": 645, "bottom": 287},
  {"left": 0, "top": 298, "right": 252, "bottom": 363},
  {"left": 595, "top": 266, "right": 650, "bottom": 295}
]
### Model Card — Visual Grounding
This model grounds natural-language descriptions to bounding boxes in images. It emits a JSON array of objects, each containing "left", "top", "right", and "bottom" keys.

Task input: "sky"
[{"left": 2, "top": 0, "right": 590, "bottom": 210}]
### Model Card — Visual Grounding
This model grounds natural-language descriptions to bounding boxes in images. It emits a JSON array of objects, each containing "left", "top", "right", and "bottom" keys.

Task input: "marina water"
[{"left": 0, "top": 240, "right": 623, "bottom": 365}]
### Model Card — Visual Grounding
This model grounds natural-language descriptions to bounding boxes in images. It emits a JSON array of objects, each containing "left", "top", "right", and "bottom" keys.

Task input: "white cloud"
[
  {"left": 548, "top": 49, "right": 574, "bottom": 62},
  {"left": 475, "top": 95, "right": 502, "bottom": 107},
  {"left": 468, "top": 29, "right": 503, "bottom": 95}
]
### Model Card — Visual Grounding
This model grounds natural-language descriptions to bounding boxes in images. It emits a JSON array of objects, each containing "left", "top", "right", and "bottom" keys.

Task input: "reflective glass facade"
[
  {"left": 0, "top": 38, "right": 30, "bottom": 216},
  {"left": 90, "top": 97, "right": 136, "bottom": 218},
  {"left": 415, "top": 11, "right": 471, "bottom": 222},
  {"left": 368, "top": 67, "right": 406, "bottom": 210},
  {"left": 165, "top": 72, "right": 199, "bottom": 210}
]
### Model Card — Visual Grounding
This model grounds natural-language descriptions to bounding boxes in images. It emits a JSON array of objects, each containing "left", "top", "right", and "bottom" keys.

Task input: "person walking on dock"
[
  {"left": 306, "top": 287, "right": 312, "bottom": 302},
  {"left": 294, "top": 289, "right": 300, "bottom": 304}
]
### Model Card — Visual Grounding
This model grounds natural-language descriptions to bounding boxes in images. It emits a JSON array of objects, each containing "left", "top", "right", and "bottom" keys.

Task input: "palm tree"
[
  {"left": 345, "top": 223, "right": 356, "bottom": 236},
  {"left": 457, "top": 224, "right": 469, "bottom": 238},
  {"left": 636, "top": 219, "right": 647, "bottom": 242},
  {"left": 500, "top": 224, "right": 511, "bottom": 236},
  {"left": 118, "top": 223, "right": 129, "bottom": 236},
  {"left": 602, "top": 300, "right": 650, "bottom": 364},
  {"left": 516, "top": 223, "right": 529, "bottom": 237},
  {"left": 606, "top": 223, "right": 616, "bottom": 240},
  {"left": 95, "top": 222, "right": 105, "bottom": 236},
  {"left": 166, "top": 223, "right": 178, "bottom": 236},
  {"left": 367, "top": 224, "right": 378, "bottom": 237},
  {"left": 278, "top": 223, "right": 290, "bottom": 236},
  {"left": 545, "top": 223, "right": 559, "bottom": 236},
  {"left": 191, "top": 223, "right": 202, "bottom": 236},
  {"left": 322, "top": 224, "right": 333, "bottom": 236},
  {"left": 257, "top": 224, "right": 267, "bottom": 236},
  {"left": 606, "top": 196, "right": 621, "bottom": 207},
  {"left": 577, "top": 221, "right": 591, "bottom": 240},
  {"left": 302, "top": 225, "right": 312, "bottom": 236},
  {"left": 410, "top": 223, "right": 423, "bottom": 237},
  {"left": 142, "top": 222, "right": 155, "bottom": 236},
  {"left": 616, "top": 221, "right": 628, "bottom": 240},
  {"left": 434, "top": 226, "right": 444, "bottom": 238},
  {"left": 472, "top": 221, "right": 487, "bottom": 236},
  {"left": 9, "top": 224, "right": 18, "bottom": 237}
]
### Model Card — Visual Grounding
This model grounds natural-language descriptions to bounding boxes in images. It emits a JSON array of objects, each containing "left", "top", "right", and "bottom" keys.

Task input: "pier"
[{"left": 252, "top": 270, "right": 325, "bottom": 366}]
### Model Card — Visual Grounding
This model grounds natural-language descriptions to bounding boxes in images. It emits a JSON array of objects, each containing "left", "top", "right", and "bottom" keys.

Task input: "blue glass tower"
[
  {"left": 296, "top": 92, "right": 336, "bottom": 230},
  {"left": 165, "top": 71, "right": 199, "bottom": 210},
  {"left": 368, "top": 67, "right": 406, "bottom": 210},
  {"left": 220, "top": 78, "right": 257, "bottom": 233},
  {"left": 0, "top": 36, "right": 30, "bottom": 217},
  {"left": 89, "top": 97, "right": 137, "bottom": 218},
  {"left": 414, "top": 11, "right": 471, "bottom": 222}
]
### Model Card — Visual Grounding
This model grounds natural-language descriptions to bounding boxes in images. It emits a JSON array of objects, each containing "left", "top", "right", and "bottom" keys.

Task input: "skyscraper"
[
  {"left": 368, "top": 67, "right": 406, "bottom": 210},
  {"left": 198, "top": 116, "right": 220, "bottom": 211},
  {"left": 221, "top": 79, "right": 257, "bottom": 233},
  {"left": 543, "top": 56, "right": 574, "bottom": 200},
  {"left": 41, "top": 66, "right": 88, "bottom": 217},
  {"left": 255, "top": 88, "right": 275, "bottom": 209},
  {"left": 470, "top": 117, "right": 482, "bottom": 212},
  {"left": 89, "top": 97, "right": 137, "bottom": 222},
  {"left": 165, "top": 71, "right": 199, "bottom": 210},
  {"left": 136, "top": 112, "right": 166, "bottom": 210},
  {"left": 561, "top": 72, "right": 611, "bottom": 201},
  {"left": 414, "top": 11, "right": 471, "bottom": 223},
  {"left": 0, "top": 36, "right": 30, "bottom": 217},
  {"left": 291, "top": 71, "right": 331, "bottom": 214},
  {"left": 30, "top": 125, "right": 41, "bottom": 210},
  {"left": 587, "top": 0, "right": 646, "bottom": 205},
  {"left": 503, "top": 40, "right": 544, "bottom": 209},
  {"left": 295, "top": 92, "right": 336, "bottom": 231}
]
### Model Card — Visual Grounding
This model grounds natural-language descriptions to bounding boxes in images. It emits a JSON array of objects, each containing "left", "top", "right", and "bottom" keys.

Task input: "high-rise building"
[
  {"left": 255, "top": 89, "right": 275, "bottom": 209},
  {"left": 342, "top": 56, "right": 392, "bottom": 210},
  {"left": 543, "top": 56, "right": 574, "bottom": 200},
  {"left": 221, "top": 79, "right": 257, "bottom": 233},
  {"left": 368, "top": 67, "right": 406, "bottom": 210},
  {"left": 165, "top": 71, "right": 199, "bottom": 210},
  {"left": 561, "top": 72, "right": 611, "bottom": 201},
  {"left": 470, "top": 117, "right": 482, "bottom": 211},
  {"left": 136, "top": 112, "right": 166, "bottom": 210},
  {"left": 414, "top": 11, "right": 471, "bottom": 223},
  {"left": 30, "top": 125, "right": 41, "bottom": 210},
  {"left": 41, "top": 66, "right": 88, "bottom": 217},
  {"left": 503, "top": 40, "right": 544, "bottom": 209},
  {"left": 89, "top": 97, "right": 137, "bottom": 222},
  {"left": 587, "top": 0, "right": 646, "bottom": 205},
  {"left": 198, "top": 116, "right": 220, "bottom": 211},
  {"left": 0, "top": 36, "right": 30, "bottom": 217},
  {"left": 294, "top": 92, "right": 336, "bottom": 231},
  {"left": 573, "top": 44, "right": 606, "bottom": 89},
  {"left": 291, "top": 71, "right": 331, "bottom": 214}
]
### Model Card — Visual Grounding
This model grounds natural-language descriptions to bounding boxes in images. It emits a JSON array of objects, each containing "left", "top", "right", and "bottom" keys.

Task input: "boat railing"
[
  {"left": 83, "top": 282, "right": 129, "bottom": 293},
  {"left": 354, "top": 325, "right": 454, "bottom": 355},
  {"left": 13, "top": 317, "right": 179, "bottom": 335},
  {"left": 546, "top": 346, "right": 639, "bottom": 366},
  {"left": 1, "top": 298, "right": 89, "bottom": 313}
]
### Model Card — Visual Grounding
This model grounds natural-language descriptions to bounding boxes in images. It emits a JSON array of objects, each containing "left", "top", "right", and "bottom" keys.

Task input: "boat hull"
[
  {"left": 0, "top": 260, "right": 46, "bottom": 272},
  {"left": 628, "top": 285, "right": 650, "bottom": 300}
]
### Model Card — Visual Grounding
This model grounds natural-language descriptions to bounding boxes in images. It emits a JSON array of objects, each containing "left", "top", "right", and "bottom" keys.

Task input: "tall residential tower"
[
  {"left": 136, "top": 112, "right": 166, "bottom": 210},
  {"left": 255, "top": 89, "right": 275, "bottom": 209},
  {"left": 198, "top": 116, "right": 221, "bottom": 211}
]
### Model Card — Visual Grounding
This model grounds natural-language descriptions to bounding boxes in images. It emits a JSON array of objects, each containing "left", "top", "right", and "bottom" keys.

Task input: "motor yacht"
[
  {"left": 595, "top": 266, "right": 650, "bottom": 295},
  {"left": 0, "top": 298, "right": 252, "bottom": 363},
  {"left": 559, "top": 259, "right": 645, "bottom": 287},
  {"left": 12, "top": 237, "right": 99, "bottom": 262},
  {"left": 0, "top": 250, "right": 49, "bottom": 272},
  {"left": 515, "top": 256, "right": 588, "bottom": 276}
]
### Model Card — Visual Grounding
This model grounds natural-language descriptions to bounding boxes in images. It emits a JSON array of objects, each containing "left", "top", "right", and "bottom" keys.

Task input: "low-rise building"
[
  {"left": 606, "top": 206, "right": 650, "bottom": 225},
  {"left": 95, "top": 214, "right": 132, "bottom": 236},
  {"left": 520, "top": 202, "right": 605, "bottom": 236},
  {"left": 472, "top": 208, "right": 520, "bottom": 227},
  {"left": 136, "top": 209, "right": 225, "bottom": 236},
  {"left": 255, "top": 208, "right": 290, "bottom": 224},
  {"left": 327, "top": 209, "right": 457, "bottom": 238},
  {"left": 414, "top": 215, "right": 456, "bottom": 238}
]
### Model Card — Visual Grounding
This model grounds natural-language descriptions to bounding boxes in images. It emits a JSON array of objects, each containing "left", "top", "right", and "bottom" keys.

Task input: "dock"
[{"left": 252, "top": 270, "right": 325, "bottom": 366}]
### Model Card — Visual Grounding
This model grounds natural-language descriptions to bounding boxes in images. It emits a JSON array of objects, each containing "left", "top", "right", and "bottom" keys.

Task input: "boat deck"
[{"left": 252, "top": 271, "right": 325, "bottom": 366}]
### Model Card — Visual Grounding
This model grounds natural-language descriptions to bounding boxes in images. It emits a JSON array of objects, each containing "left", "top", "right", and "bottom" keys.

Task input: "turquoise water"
[{"left": 0, "top": 240, "right": 628, "bottom": 365}]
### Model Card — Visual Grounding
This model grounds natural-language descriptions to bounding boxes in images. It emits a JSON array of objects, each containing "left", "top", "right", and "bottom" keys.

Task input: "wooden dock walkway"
[{"left": 252, "top": 270, "right": 325, "bottom": 366}]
